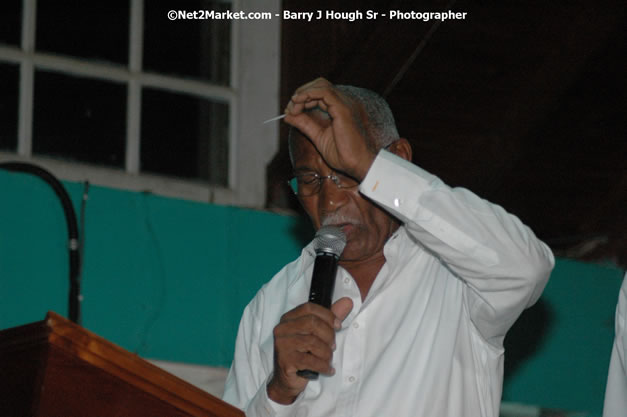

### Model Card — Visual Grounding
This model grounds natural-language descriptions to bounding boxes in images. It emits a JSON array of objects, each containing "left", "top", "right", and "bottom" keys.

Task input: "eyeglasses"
[{"left": 288, "top": 171, "right": 359, "bottom": 196}]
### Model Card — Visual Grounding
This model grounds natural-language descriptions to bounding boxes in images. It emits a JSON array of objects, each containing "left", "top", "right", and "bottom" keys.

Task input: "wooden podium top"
[{"left": 0, "top": 311, "right": 244, "bottom": 417}]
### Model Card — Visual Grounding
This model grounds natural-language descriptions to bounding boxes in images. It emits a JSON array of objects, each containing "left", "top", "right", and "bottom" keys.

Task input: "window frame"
[{"left": 0, "top": 0, "right": 281, "bottom": 207}]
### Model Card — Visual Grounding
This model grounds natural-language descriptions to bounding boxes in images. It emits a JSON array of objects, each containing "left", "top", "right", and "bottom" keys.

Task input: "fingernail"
[
  {"left": 334, "top": 319, "right": 341, "bottom": 329},
  {"left": 330, "top": 367, "right": 336, "bottom": 375},
  {"left": 331, "top": 342, "right": 336, "bottom": 351}
]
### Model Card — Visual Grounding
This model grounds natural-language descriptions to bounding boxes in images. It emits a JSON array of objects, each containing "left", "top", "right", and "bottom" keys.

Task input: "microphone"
[{"left": 297, "top": 225, "right": 347, "bottom": 380}]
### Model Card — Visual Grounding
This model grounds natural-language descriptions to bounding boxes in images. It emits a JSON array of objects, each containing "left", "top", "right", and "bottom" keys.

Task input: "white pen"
[{"left": 262, "top": 114, "right": 286, "bottom": 124}]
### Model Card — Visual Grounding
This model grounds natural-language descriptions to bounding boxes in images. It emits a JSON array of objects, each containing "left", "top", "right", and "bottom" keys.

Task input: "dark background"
[{"left": 267, "top": 0, "right": 627, "bottom": 269}]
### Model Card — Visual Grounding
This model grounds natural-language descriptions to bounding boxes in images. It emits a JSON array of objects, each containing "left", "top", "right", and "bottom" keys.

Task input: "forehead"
[{"left": 290, "top": 136, "right": 329, "bottom": 175}]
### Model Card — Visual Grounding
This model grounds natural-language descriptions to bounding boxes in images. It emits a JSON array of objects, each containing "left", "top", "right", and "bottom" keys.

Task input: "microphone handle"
[
  {"left": 308, "top": 253, "right": 339, "bottom": 308},
  {"left": 297, "top": 253, "right": 339, "bottom": 380}
]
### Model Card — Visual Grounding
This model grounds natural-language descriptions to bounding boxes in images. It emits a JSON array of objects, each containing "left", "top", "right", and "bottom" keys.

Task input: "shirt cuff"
[
  {"left": 360, "top": 149, "right": 437, "bottom": 222},
  {"left": 246, "top": 375, "right": 304, "bottom": 417}
]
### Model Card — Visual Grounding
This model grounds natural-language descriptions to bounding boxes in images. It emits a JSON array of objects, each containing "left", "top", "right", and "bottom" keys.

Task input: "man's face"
[{"left": 290, "top": 120, "right": 398, "bottom": 264}]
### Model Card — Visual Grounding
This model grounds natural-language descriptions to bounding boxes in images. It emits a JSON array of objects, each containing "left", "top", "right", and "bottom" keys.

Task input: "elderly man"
[{"left": 223, "top": 78, "right": 554, "bottom": 416}]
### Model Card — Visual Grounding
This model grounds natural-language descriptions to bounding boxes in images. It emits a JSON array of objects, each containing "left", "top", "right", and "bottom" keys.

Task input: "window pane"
[
  {"left": 33, "top": 71, "right": 126, "bottom": 167},
  {"left": 0, "top": 0, "right": 21, "bottom": 45},
  {"left": 36, "top": 1, "right": 129, "bottom": 64},
  {"left": 144, "top": 0, "right": 231, "bottom": 85},
  {"left": 141, "top": 88, "right": 229, "bottom": 185},
  {"left": 0, "top": 63, "right": 19, "bottom": 151}
]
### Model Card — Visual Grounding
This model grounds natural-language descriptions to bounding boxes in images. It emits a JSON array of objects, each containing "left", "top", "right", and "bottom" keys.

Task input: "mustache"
[{"left": 321, "top": 212, "right": 359, "bottom": 227}]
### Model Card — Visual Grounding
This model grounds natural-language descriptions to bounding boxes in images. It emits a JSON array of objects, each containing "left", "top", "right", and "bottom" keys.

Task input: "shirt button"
[
  {"left": 348, "top": 376, "right": 356, "bottom": 383},
  {"left": 352, "top": 322, "right": 360, "bottom": 329},
  {"left": 343, "top": 277, "right": 350, "bottom": 285}
]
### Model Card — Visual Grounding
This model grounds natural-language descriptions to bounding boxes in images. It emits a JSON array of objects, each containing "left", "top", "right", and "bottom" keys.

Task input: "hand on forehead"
[{"left": 284, "top": 78, "right": 377, "bottom": 183}]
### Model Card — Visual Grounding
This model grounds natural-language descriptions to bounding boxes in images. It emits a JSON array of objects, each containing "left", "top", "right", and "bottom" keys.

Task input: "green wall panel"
[
  {"left": 0, "top": 169, "right": 69, "bottom": 327},
  {"left": 0, "top": 169, "right": 308, "bottom": 366},
  {"left": 502, "top": 259, "right": 623, "bottom": 416}
]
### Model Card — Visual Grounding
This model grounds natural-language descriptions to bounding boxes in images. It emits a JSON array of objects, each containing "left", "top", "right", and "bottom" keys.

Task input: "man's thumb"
[{"left": 331, "top": 297, "right": 353, "bottom": 326}]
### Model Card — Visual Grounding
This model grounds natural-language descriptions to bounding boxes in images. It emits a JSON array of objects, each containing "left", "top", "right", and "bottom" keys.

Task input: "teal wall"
[
  {"left": 0, "top": 169, "right": 308, "bottom": 366},
  {"left": 0, "top": 169, "right": 624, "bottom": 415},
  {"left": 502, "top": 259, "right": 623, "bottom": 416}
]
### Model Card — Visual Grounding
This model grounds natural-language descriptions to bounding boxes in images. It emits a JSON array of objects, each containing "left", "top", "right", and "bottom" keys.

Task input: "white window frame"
[{"left": 0, "top": 0, "right": 281, "bottom": 208}]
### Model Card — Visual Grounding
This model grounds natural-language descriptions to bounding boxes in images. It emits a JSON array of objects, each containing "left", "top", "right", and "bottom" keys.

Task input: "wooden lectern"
[{"left": 0, "top": 312, "right": 244, "bottom": 417}]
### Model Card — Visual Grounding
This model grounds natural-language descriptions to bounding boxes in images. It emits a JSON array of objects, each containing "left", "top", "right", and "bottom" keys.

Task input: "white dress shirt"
[
  {"left": 223, "top": 150, "right": 554, "bottom": 417},
  {"left": 603, "top": 272, "right": 627, "bottom": 417}
]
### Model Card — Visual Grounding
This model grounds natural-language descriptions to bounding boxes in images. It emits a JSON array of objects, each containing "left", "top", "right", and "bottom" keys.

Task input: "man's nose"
[{"left": 317, "top": 177, "right": 349, "bottom": 211}]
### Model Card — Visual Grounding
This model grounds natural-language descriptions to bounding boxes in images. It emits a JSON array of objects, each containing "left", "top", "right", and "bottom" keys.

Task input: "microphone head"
[{"left": 313, "top": 225, "right": 347, "bottom": 258}]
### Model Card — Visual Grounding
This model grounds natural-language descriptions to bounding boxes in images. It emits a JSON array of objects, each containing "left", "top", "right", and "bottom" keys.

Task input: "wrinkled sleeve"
[
  {"left": 360, "top": 150, "right": 555, "bottom": 346},
  {"left": 223, "top": 277, "right": 304, "bottom": 416},
  {"left": 222, "top": 292, "right": 267, "bottom": 413}
]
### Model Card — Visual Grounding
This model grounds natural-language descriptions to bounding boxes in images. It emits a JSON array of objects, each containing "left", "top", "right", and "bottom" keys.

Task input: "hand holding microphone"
[
  {"left": 268, "top": 226, "right": 352, "bottom": 404},
  {"left": 297, "top": 226, "right": 347, "bottom": 380}
]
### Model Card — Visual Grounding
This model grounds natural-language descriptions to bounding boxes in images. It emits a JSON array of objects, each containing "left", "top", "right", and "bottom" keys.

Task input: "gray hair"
[
  {"left": 336, "top": 85, "right": 399, "bottom": 149},
  {"left": 288, "top": 85, "right": 399, "bottom": 162}
]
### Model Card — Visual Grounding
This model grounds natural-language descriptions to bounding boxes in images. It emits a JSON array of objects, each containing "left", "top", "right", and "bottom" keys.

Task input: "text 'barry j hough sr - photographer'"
[{"left": 282, "top": 9, "right": 468, "bottom": 22}]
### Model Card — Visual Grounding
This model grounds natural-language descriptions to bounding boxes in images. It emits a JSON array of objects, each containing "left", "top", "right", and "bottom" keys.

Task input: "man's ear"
[{"left": 389, "top": 138, "right": 413, "bottom": 162}]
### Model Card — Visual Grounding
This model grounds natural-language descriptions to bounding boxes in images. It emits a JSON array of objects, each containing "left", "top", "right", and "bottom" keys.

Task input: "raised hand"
[{"left": 284, "top": 78, "right": 377, "bottom": 182}]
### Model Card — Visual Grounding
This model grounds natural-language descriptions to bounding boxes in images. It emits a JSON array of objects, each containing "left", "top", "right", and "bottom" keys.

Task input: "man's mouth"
[
  {"left": 321, "top": 214, "right": 360, "bottom": 239},
  {"left": 321, "top": 222, "right": 357, "bottom": 239}
]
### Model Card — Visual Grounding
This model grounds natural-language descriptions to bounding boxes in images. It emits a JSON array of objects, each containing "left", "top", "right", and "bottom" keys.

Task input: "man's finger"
[
  {"left": 280, "top": 302, "right": 337, "bottom": 324},
  {"left": 292, "top": 77, "right": 332, "bottom": 97},
  {"left": 287, "top": 351, "right": 335, "bottom": 376},
  {"left": 287, "top": 87, "right": 347, "bottom": 118},
  {"left": 276, "top": 314, "right": 337, "bottom": 346},
  {"left": 283, "top": 112, "right": 327, "bottom": 148},
  {"left": 331, "top": 297, "right": 354, "bottom": 329},
  {"left": 288, "top": 334, "right": 334, "bottom": 362}
]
